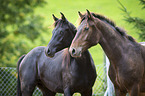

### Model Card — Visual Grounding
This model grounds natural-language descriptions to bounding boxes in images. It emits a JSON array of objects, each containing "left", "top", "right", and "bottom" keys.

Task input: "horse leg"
[
  {"left": 41, "top": 90, "right": 56, "bottom": 96},
  {"left": 129, "top": 84, "right": 139, "bottom": 96},
  {"left": 37, "top": 83, "right": 56, "bottom": 96},
  {"left": 115, "top": 88, "right": 126, "bottom": 96},
  {"left": 21, "top": 83, "right": 36, "bottom": 96},
  {"left": 64, "top": 87, "right": 73, "bottom": 96},
  {"left": 81, "top": 88, "right": 92, "bottom": 96},
  {"left": 20, "top": 67, "right": 37, "bottom": 96}
]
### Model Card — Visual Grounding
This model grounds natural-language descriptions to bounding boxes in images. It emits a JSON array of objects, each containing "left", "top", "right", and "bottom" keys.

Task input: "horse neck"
[
  {"left": 75, "top": 50, "right": 93, "bottom": 68},
  {"left": 97, "top": 21, "right": 127, "bottom": 62}
]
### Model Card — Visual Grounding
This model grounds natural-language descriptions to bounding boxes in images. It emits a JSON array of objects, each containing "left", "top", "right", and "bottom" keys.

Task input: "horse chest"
[
  {"left": 68, "top": 74, "right": 94, "bottom": 92},
  {"left": 62, "top": 64, "right": 96, "bottom": 92}
]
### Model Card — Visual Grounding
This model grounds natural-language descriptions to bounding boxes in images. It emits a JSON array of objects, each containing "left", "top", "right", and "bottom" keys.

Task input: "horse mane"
[{"left": 79, "top": 12, "right": 136, "bottom": 42}]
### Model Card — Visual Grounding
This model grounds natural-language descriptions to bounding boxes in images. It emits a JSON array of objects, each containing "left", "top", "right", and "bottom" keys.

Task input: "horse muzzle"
[
  {"left": 69, "top": 47, "right": 82, "bottom": 57},
  {"left": 45, "top": 46, "right": 55, "bottom": 58}
]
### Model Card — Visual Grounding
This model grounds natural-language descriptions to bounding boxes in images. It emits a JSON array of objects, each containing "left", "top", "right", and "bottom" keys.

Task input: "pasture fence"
[{"left": 0, "top": 64, "right": 107, "bottom": 96}]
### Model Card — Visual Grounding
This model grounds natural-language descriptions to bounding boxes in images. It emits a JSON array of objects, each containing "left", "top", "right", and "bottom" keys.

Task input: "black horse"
[{"left": 17, "top": 13, "right": 97, "bottom": 96}]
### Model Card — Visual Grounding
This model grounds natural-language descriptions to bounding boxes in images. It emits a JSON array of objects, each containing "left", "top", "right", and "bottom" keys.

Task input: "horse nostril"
[{"left": 72, "top": 48, "right": 76, "bottom": 55}]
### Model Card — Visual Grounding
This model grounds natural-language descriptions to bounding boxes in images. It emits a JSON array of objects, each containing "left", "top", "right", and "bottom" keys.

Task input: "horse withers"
[
  {"left": 17, "top": 12, "right": 97, "bottom": 96},
  {"left": 69, "top": 10, "right": 145, "bottom": 96}
]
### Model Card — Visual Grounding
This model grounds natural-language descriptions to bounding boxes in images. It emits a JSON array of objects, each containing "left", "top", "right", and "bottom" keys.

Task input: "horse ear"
[
  {"left": 60, "top": 12, "right": 66, "bottom": 21},
  {"left": 86, "top": 9, "right": 94, "bottom": 20},
  {"left": 78, "top": 11, "right": 84, "bottom": 19},
  {"left": 52, "top": 14, "right": 59, "bottom": 21}
]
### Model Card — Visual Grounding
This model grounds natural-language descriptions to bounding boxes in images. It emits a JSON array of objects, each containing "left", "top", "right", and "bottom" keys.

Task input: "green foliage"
[
  {"left": 0, "top": 0, "right": 48, "bottom": 67},
  {"left": 118, "top": 0, "right": 145, "bottom": 40},
  {"left": 140, "top": 0, "right": 145, "bottom": 9}
]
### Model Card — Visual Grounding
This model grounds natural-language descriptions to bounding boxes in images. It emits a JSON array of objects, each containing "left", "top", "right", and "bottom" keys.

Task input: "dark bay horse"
[
  {"left": 69, "top": 10, "right": 145, "bottom": 96},
  {"left": 17, "top": 12, "right": 97, "bottom": 96}
]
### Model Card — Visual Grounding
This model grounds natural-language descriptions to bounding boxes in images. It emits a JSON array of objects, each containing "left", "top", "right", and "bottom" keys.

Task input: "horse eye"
[
  {"left": 60, "top": 31, "right": 63, "bottom": 34},
  {"left": 84, "top": 27, "right": 89, "bottom": 31}
]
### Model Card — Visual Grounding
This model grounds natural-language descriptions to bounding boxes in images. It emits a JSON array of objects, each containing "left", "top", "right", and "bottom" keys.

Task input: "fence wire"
[{"left": 0, "top": 64, "right": 107, "bottom": 96}]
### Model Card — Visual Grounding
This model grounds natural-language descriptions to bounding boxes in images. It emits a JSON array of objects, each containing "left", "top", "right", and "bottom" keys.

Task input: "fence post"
[{"left": 104, "top": 55, "right": 115, "bottom": 96}]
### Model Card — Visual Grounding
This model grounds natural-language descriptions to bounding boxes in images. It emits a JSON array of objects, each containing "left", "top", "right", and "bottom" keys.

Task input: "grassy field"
[{"left": 34, "top": 0, "right": 144, "bottom": 95}]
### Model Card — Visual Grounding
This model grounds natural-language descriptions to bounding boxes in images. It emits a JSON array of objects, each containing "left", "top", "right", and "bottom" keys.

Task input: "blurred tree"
[
  {"left": 0, "top": 0, "right": 48, "bottom": 67},
  {"left": 118, "top": 0, "right": 145, "bottom": 41}
]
